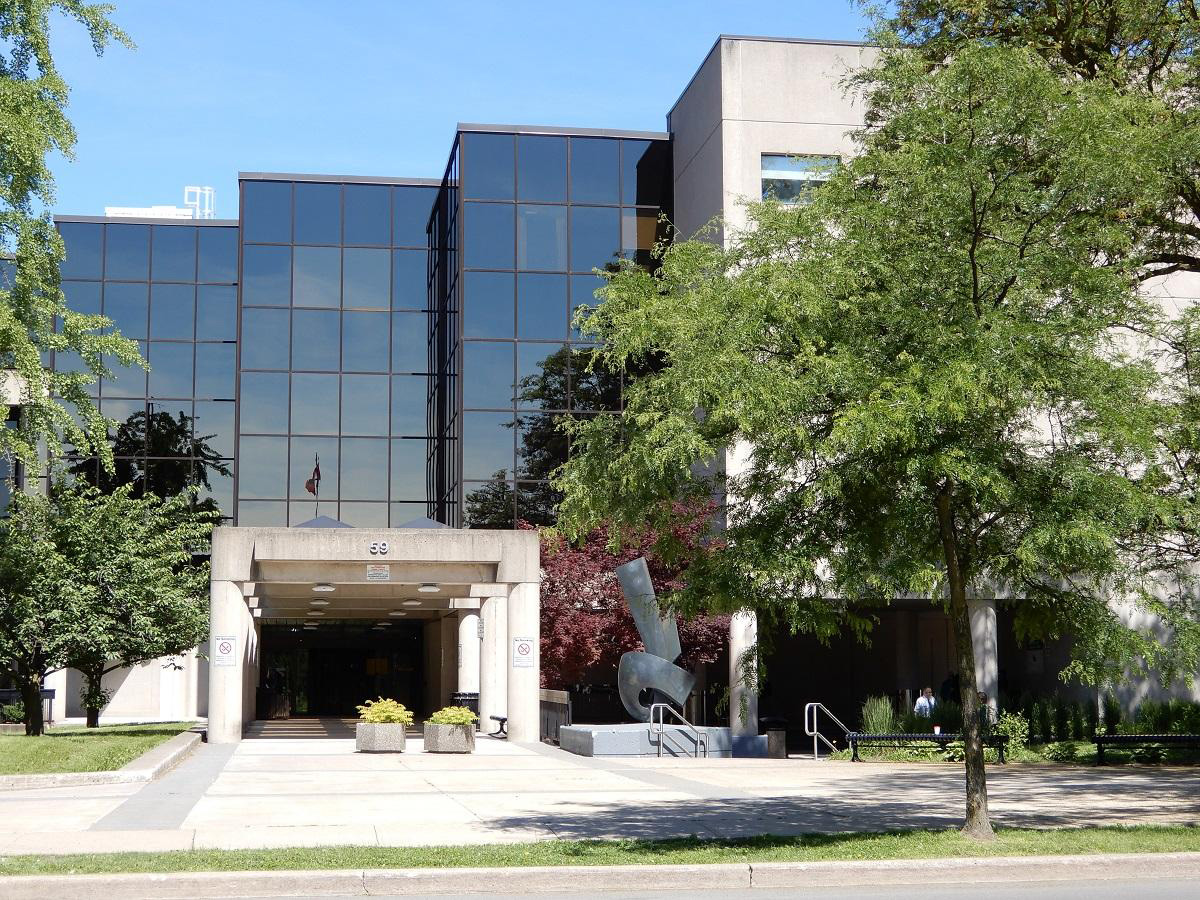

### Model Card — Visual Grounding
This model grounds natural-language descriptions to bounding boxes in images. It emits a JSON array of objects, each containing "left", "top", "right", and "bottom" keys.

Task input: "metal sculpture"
[{"left": 615, "top": 557, "right": 695, "bottom": 722}]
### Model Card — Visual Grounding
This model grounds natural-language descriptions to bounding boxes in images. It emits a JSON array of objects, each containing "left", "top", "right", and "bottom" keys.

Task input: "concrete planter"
[
  {"left": 355, "top": 722, "right": 407, "bottom": 753},
  {"left": 424, "top": 723, "right": 475, "bottom": 753}
]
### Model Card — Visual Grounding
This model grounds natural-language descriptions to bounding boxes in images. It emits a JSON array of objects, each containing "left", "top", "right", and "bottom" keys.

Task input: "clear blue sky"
[{"left": 50, "top": 1, "right": 869, "bottom": 218}]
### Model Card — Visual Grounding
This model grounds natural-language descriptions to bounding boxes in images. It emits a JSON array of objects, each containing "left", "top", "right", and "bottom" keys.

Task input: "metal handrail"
[
  {"left": 649, "top": 702, "right": 709, "bottom": 758},
  {"left": 804, "top": 702, "right": 850, "bottom": 760}
]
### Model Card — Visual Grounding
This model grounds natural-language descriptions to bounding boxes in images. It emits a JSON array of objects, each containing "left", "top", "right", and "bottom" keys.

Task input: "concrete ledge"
[
  {"left": 3, "top": 852, "right": 1199, "bottom": 898},
  {"left": 0, "top": 730, "right": 200, "bottom": 791}
]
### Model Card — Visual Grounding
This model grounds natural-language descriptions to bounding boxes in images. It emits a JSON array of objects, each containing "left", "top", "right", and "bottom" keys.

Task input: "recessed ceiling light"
[
  {"left": 307, "top": 610, "right": 326, "bottom": 617},
  {"left": 303, "top": 625, "right": 318, "bottom": 631},
  {"left": 388, "top": 610, "right": 407, "bottom": 617},
  {"left": 309, "top": 598, "right": 330, "bottom": 607},
  {"left": 371, "top": 625, "right": 386, "bottom": 631},
  {"left": 418, "top": 583, "right": 439, "bottom": 593},
  {"left": 312, "top": 583, "right": 335, "bottom": 593},
  {"left": 402, "top": 599, "right": 421, "bottom": 607}
]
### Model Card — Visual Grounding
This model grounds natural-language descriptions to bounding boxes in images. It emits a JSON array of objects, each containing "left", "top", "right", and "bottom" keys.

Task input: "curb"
[
  {"left": 1, "top": 851, "right": 1198, "bottom": 898},
  {"left": 0, "top": 730, "right": 201, "bottom": 791}
]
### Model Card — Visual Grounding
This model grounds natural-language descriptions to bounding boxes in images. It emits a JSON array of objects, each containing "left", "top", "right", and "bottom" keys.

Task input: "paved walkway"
[{"left": 0, "top": 720, "right": 1197, "bottom": 855}]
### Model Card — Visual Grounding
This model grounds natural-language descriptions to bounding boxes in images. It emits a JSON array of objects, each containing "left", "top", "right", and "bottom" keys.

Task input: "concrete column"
[
  {"left": 457, "top": 610, "right": 481, "bottom": 694},
  {"left": 44, "top": 669, "right": 67, "bottom": 724},
  {"left": 207, "top": 579, "right": 251, "bottom": 743},
  {"left": 506, "top": 582, "right": 539, "bottom": 742},
  {"left": 439, "top": 615, "right": 458, "bottom": 708},
  {"left": 729, "top": 610, "right": 759, "bottom": 736},
  {"left": 479, "top": 595, "right": 508, "bottom": 733},
  {"left": 969, "top": 599, "right": 999, "bottom": 712}
]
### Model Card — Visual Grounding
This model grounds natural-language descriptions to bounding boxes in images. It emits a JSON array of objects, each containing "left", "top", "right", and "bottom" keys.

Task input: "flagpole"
[{"left": 314, "top": 452, "right": 320, "bottom": 519}]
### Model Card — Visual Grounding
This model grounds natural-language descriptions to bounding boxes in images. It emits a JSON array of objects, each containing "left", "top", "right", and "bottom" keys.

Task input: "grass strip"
[
  {"left": 1, "top": 825, "right": 1198, "bottom": 876},
  {"left": 0, "top": 723, "right": 193, "bottom": 775}
]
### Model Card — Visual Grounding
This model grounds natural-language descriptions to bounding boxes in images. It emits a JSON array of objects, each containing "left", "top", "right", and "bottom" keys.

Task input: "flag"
[{"left": 304, "top": 454, "right": 321, "bottom": 496}]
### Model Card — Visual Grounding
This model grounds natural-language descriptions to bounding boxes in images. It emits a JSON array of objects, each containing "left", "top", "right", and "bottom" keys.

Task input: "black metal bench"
[
  {"left": 489, "top": 714, "right": 508, "bottom": 738},
  {"left": 1095, "top": 733, "right": 1200, "bottom": 764},
  {"left": 847, "top": 731, "right": 1008, "bottom": 763}
]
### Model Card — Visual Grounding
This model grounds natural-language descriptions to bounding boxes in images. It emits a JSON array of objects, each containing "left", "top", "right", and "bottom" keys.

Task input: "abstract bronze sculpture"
[{"left": 615, "top": 557, "right": 695, "bottom": 722}]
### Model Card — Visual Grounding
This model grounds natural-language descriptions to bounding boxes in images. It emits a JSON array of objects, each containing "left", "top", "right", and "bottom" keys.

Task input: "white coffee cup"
[{"left": 933, "top": 725, "right": 941, "bottom": 735}]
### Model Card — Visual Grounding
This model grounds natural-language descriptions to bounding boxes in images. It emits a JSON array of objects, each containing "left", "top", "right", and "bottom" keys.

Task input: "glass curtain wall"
[
  {"left": 429, "top": 147, "right": 460, "bottom": 527},
  {"left": 236, "top": 178, "right": 439, "bottom": 527},
  {"left": 54, "top": 219, "right": 239, "bottom": 519}
]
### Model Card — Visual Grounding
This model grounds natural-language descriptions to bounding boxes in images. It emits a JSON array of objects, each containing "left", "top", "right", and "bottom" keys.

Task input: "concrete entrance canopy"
[{"left": 207, "top": 525, "right": 540, "bottom": 744}]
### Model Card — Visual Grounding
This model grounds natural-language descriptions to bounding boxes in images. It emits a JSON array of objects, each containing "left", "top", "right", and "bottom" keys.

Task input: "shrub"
[
  {"left": 1020, "top": 693, "right": 1037, "bottom": 735},
  {"left": 1043, "top": 740, "right": 1079, "bottom": 763},
  {"left": 941, "top": 740, "right": 965, "bottom": 762},
  {"left": 1085, "top": 700, "right": 1099, "bottom": 740},
  {"left": 899, "top": 711, "right": 931, "bottom": 734},
  {"left": 861, "top": 695, "right": 897, "bottom": 734},
  {"left": 356, "top": 697, "right": 414, "bottom": 725},
  {"left": 0, "top": 702, "right": 23, "bottom": 724},
  {"left": 1052, "top": 696, "right": 1071, "bottom": 741},
  {"left": 426, "top": 705, "right": 478, "bottom": 726},
  {"left": 1102, "top": 693, "right": 1122, "bottom": 735},
  {"left": 932, "top": 700, "right": 962, "bottom": 733},
  {"left": 1069, "top": 702, "right": 1085, "bottom": 740},
  {"left": 1132, "top": 743, "right": 1165, "bottom": 763},
  {"left": 1036, "top": 700, "right": 1053, "bottom": 744},
  {"left": 994, "top": 711, "right": 1029, "bottom": 751}
]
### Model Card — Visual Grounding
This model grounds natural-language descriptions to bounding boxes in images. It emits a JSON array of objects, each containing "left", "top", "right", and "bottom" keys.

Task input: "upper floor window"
[{"left": 761, "top": 154, "right": 839, "bottom": 205}]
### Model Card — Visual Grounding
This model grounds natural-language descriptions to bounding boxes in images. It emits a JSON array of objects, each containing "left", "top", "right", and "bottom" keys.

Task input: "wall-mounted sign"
[
  {"left": 366, "top": 564, "right": 391, "bottom": 582},
  {"left": 213, "top": 635, "right": 236, "bottom": 667},
  {"left": 512, "top": 636, "right": 535, "bottom": 667}
]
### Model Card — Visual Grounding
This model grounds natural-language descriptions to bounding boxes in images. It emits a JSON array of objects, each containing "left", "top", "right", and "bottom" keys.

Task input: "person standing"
[{"left": 914, "top": 686, "right": 937, "bottom": 717}]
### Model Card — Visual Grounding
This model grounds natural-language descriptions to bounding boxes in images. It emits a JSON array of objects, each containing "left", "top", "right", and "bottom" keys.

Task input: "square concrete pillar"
[
  {"left": 207, "top": 579, "right": 252, "bottom": 744},
  {"left": 969, "top": 598, "right": 998, "bottom": 711},
  {"left": 506, "top": 582, "right": 539, "bottom": 742},
  {"left": 479, "top": 595, "right": 508, "bottom": 733}
]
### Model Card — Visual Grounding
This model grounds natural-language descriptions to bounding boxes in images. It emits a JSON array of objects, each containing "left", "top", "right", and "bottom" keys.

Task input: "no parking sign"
[
  {"left": 512, "top": 637, "right": 535, "bottom": 667},
  {"left": 213, "top": 635, "right": 236, "bottom": 667}
]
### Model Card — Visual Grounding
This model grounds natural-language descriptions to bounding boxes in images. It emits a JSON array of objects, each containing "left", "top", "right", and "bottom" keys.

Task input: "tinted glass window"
[
  {"left": 148, "top": 341, "right": 193, "bottom": 397},
  {"left": 193, "top": 399, "right": 234, "bottom": 458},
  {"left": 103, "top": 282, "right": 148, "bottom": 339},
  {"left": 290, "top": 373, "right": 339, "bottom": 434},
  {"left": 343, "top": 184, "right": 390, "bottom": 246},
  {"left": 390, "top": 438, "right": 426, "bottom": 499},
  {"left": 344, "top": 248, "right": 389, "bottom": 309},
  {"left": 194, "top": 342, "right": 235, "bottom": 399},
  {"left": 570, "top": 138, "right": 619, "bottom": 205},
  {"left": 239, "top": 372, "right": 290, "bottom": 433},
  {"left": 392, "top": 249, "right": 426, "bottom": 308},
  {"left": 570, "top": 206, "right": 620, "bottom": 272},
  {"left": 237, "top": 499, "right": 287, "bottom": 525},
  {"left": 63, "top": 281, "right": 101, "bottom": 315},
  {"left": 59, "top": 223, "right": 103, "bottom": 279},
  {"left": 340, "top": 501, "right": 388, "bottom": 527},
  {"left": 151, "top": 226, "right": 196, "bottom": 281},
  {"left": 293, "top": 182, "right": 341, "bottom": 245},
  {"left": 238, "top": 435, "right": 288, "bottom": 498},
  {"left": 517, "top": 135, "right": 566, "bottom": 202},
  {"left": 340, "top": 373, "right": 389, "bottom": 435},
  {"left": 291, "top": 309, "right": 340, "bottom": 371},
  {"left": 391, "top": 501, "right": 430, "bottom": 526},
  {"left": 242, "top": 181, "right": 291, "bottom": 243},
  {"left": 195, "top": 285, "right": 236, "bottom": 340},
  {"left": 392, "top": 312, "right": 427, "bottom": 372},
  {"left": 104, "top": 224, "right": 150, "bottom": 280},
  {"left": 289, "top": 435, "right": 338, "bottom": 498},
  {"left": 198, "top": 227, "right": 239, "bottom": 282},
  {"left": 518, "top": 274, "right": 568, "bottom": 340},
  {"left": 198, "top": 468, "right": 234, "bottom": 516},
  {"left": 464, "top": 272, "right": 513, "bottom": 339},
  {"left": 292, "top": 246, "right": 340, "bottom": 307},
  {"left": 341, "top": 311, "right": 389, "bottom": 372},
  {"left": 464, "top": 203, "right": 514, "bottom": 270},
  {"left": 463, "top": 411, "right": 514, "bottom": 479},
  {"left": 390, "top": 375, "right": 427, "bottom": 435},
  {"left": 241, "top": 245, "right": 291, "bottom": 306},
  {"left": 517, "top": 343, "right": 567, "bottom": 410},
  {"left": 393, "top": 185, "right": 437, "bottom": 247},
  {"left": 149, "top": 283, "right": 194, "bottom": 340},
  {"left": 240, "top": 308, "right": 289, "bottom": 370},
  {"left": 621, "top": 209, "right": 662, "bottom": 266},
  {"left": 340, "top": 437, "right": 388, "bottom": 499},
  {"left": 517, "top": 205, "right": 567, "bottom": 271},
  {"left": 463, "top": 132, "right": 515, "bottom": 200},
  {"left": 464, "top": 342, "right": 514, "bottom": 409},
  {"left": 622, "top": 140, "right": 669, "bottom": 206},
  {"left": 761, "top": 154, "right": 839, "bottom": 204}
]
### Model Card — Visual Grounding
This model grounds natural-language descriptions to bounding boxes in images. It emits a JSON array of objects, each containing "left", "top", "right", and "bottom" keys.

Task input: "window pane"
[
  {"left": 148, "top": 341, "right": 193, "bottom": 398},
  {"left": 101, "top": 342, "right": 147, "bottom": 398},
  {"left": 464, "top": 203, "right": 514, "bottom": 270},
  {"left": 390, "top": 375, "right": 427, "bottom": 435},
  {"left": 198, "top": 227, "right": 238, "bottom": 282},
  {"left": 292, "top": 246, "right": 340, "bottom": 307},
  {"left": 104, "top": 224, "right": 150, "bottom": 280},
  {"left": 344, "top": 184, "right": 390, "bottom": 246},
  {"left": 289, "top": 435, "right": 338, "bottom": 498},
  {"left": 338, "top": 501, "right": 388, "bottom": 527},
  {"left": 517, "top": 274, "right": 567, "bottom": 340},
  {"left": 242, "top": 245, "right": 291, "bottom": 306},
  {"left": 59, "top": 223, "right": 103, "bottom": 279},
  {"left": 196, "top": 285, "right": 236, "bottom": 340},
  {"left": 517, "top": 135, "right": 566, "bottom": 202},
  {"left": 63, "top": 281, "right": 101, "bottom": 315},
  {"left": 518, "top": 343, "right": 568, "bottom": 410},
  {"left": 570, "top": 273, "right": 606, "bottom": 339},
  {"left": 196, "top": 467, "right": 233, "bottom": 517},
  {"left": 241, "top": 181, "right": 291, "bottom": 243},
  {"left": 517, "top": 205, "right": 567, "bottom": 271},
  {"left": 570, "top": 138, "right": 619, "bottom": 205},
  {"left": 343, "top": 248, "right": 389, "bottom": 309},
  {"left": 238, "top": 434, "right": 288, "bottom": 498},
  {"left": 622, "top": 139, "right": 669, "bottom": 206},
  {"left": 342, "top": 311, "right": 389, "bottom": 372},
  {"left": 290, "top": 373, "right": 339, "bottom": 435},
  {"left": 340, "top": 437, "right": 388, "bottom": 500},
  {"left": 195, "top": 342, "right": 235, "bottom": 399},
  {"left": 463, "top": 412, "right": 514, "bottom": 480},
  {"left": 146, "top": 401, "right": 192, "bottom": 459},
  {"left": 464, "top": 341, "right": 513, "bottom": 409},
  {"left": 291, "top": 309, "right": 340, "bottom": 371},
  {"left": 392, "top": 312, "right": 427, "bottom": 372},
  {"left": 392, "top": 249, "right": 426, "bottom": 308},
  {"left": 570, "top": 206, "right": 620, "bottom": 273},
  {"left": 149, "top": 283, "right": 194, "bottom": 340},
  {"left": 570, "top": 347, "right": 622, "bottom": 411},
  {"left": 391, "top": 501, "right": 429, "bottom": 526},
  {"left": 239, "top": 372, "right": 289, "bottom": 433},
  {"left": 103, "top": 282, "right": 148, "bottom": 339},
  {"left": 294, "top": 182, "right": 341, "bottom": 245},
  {"left": 463, "top": 132, "right": 514, "bottom": 200},
  {"left": 194, "top": 399, "right": 235, "bottom": 458},
  {"left": 390, "top": 438, "right": 426, "bottom": 500},
  {"left": 464, "top": 272, "right": 513, "bottom": 339},
  {"left": 240, "top": 308, "right": 289, "bottom": 370},
  {"left": 393, "top": 185, "right": 438, "bottom": 246},
  {"left": 620, "top": 210, "right": 664, "bottom": 267},
  {"left": 341, "top": 373, "right": 388, "bottom": 435},
  {"left": 151, "top": 226, "right": 196, "bottom": 281},
  {"left": 237, "top": 500, "right": 287, "bottom": 525},
  {"left": 761, "top": 154, "right": 838, "bottom": 204}
]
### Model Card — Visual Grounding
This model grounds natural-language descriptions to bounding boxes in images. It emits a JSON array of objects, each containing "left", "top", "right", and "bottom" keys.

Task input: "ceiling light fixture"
[
  {"left": 388, "top": 610, "right": 407, "bottom": 617},
  {"left": 307, "top": 610, "right": 326, "bottom": 617},
  {"left": 402, "top": 599, "right": 421, "bottom": 607},
  {"left": 303, "top": 625, "right": 318, "bottom": 631},
  {"left": 418, "top": 583, "right": 439, "bottom": 593},
  {"left": 309, "top": 598, "right": 330, "bottom": 607},
  {"left": 312, "top": 583, "right": 335, "bottom": 593}
]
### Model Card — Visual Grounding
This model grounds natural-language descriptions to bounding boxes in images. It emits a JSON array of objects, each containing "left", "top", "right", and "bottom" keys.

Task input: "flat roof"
[
  {"left": 457, "top": 122, "right": 670, "bottom": 141},
  {"left": 54, "top": 215, "right": 239, "bottom": 226},
  {"left": 238, "top": 172, "right": 442, "bottom": 186}
]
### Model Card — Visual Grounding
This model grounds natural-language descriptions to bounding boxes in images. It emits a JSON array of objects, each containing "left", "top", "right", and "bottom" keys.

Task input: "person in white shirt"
[{"left": 914, "top": 686, "right": 937, "bottom": 717}]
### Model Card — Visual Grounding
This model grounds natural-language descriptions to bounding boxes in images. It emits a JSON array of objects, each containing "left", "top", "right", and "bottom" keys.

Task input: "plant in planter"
[
  {"left": 355, "top": 697, "right": 414, "bottom": 753},
  {"left": 424, "top": 706, "right": 478, "bottom": 753}
]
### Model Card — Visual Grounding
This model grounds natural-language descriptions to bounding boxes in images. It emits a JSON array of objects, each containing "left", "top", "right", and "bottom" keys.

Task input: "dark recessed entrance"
[{"left": 258, "top": 621, "right": 425, "bottom": 719}]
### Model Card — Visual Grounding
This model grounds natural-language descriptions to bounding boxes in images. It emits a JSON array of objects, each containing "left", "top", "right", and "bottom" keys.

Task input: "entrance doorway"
[{"left": 258, "top": 622, "right": 425, "bottom": 719}]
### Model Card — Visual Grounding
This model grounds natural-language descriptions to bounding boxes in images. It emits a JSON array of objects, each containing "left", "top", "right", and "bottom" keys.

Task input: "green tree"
[
  {"left": 555, "top": 43, "right": 1190, "bottom": 838},
  {"left": 1, "top": 2, "right": 139, "bottom": 477}
]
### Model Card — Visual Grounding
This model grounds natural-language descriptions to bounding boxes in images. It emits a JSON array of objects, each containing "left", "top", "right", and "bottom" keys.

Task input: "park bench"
[
  {"left": 489, "top": 715, "right": 508, "bottom": 738},
  {"left": 847, "top": 731, "right": 1008, "bottom": 763},
  {"left": 1094, "top": 733, "right": 1200, "bottom": 764}
]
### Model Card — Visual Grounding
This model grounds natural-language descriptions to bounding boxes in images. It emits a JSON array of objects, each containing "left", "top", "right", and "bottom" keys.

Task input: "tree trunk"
[
  {"left": 81, "top": 665, "right": 106, "bottom": 728},
  {"left": 15, "top": 662, "right": 45, "bottom": 737},
  {"left": 936, "top": 485, "right": 995, "bottom": 840}
]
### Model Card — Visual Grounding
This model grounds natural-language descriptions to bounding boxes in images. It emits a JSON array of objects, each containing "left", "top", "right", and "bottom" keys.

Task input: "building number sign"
[{"left": 368, "top": 541, "right": 389, "bottom": 555}]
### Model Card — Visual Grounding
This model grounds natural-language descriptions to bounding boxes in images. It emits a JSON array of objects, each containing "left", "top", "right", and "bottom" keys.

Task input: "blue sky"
[{"left": 50, "top": 1, "right": 868, "bottom": 217}]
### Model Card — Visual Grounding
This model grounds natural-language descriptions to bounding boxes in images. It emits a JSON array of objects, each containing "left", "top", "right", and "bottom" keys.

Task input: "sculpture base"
[{"left": 560, "top": 723, "right": 748, "bottom": 758}]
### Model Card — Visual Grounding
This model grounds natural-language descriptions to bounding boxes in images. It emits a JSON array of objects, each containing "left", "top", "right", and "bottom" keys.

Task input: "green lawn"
[
  {"left": 0, "top": 826, "right": 1197, "bottom": 876},
  {"left": 0, "top": 723, "right": 192, "bottom": 775}
]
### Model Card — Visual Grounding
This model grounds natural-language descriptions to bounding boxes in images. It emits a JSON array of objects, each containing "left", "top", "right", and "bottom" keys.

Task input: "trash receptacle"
[
  {"left": 450, "top": 691, "right": 480, "bottom": 728},
  {"left": 760, "top": 716, "right": 788, "bottom": 759}
]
